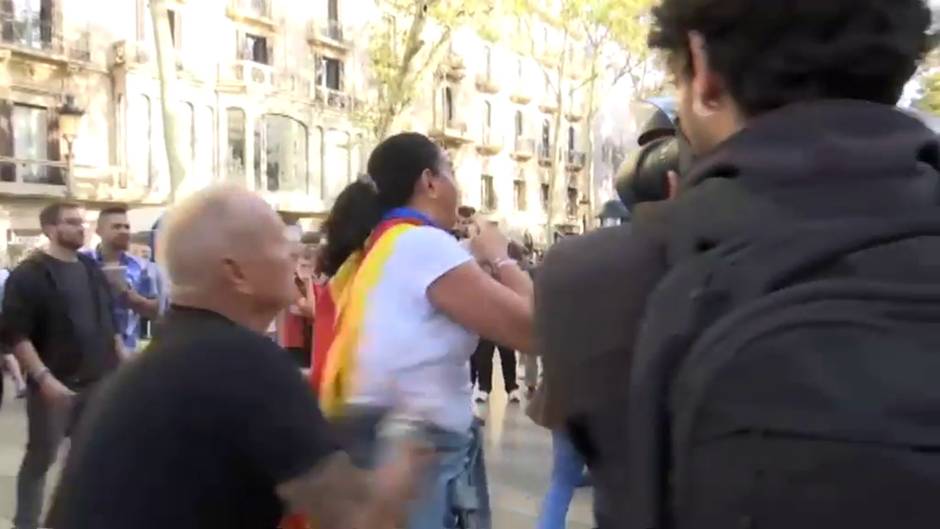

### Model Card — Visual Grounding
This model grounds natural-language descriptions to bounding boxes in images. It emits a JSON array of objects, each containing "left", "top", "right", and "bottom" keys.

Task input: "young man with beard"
[
  {"left": 1, "top": 202, "right": 125, "bottom": 529},
  {"left": 537, "top": 0, "right": 937, "bottom": 527},
  {"left": 86, "top": 206, "right": 159, "bottom": 354}
]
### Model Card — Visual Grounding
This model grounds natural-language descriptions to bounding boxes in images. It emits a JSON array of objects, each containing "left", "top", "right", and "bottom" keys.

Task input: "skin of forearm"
[
  {"left": 11, "top": 339, "right": 46, "bottom": 376},
  {"left": 127, "top": 290, "right": 160, "bottom": 319},
  {"left": 276, "top": 452, "right": 373, "bottom": 528},
  {"left": 497, "top": 264, "right": 534, "bottom": 300}
]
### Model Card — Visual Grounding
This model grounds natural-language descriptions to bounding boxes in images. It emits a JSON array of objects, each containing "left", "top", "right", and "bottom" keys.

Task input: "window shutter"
[
  {"left": 47, "top": 110, "right": 63, "bottom": 185},
  {"left": 1, "top": 0, "right": 13, "bottom": 42},
  {"left": 236, "top": 31, "right": 245, "bottom": 60},
  {"left": 0, "top": 100, "right": 13, "bottom": 182},
  {"left": 40, "top": 0, "right": 54, "bottom": 45},
  {"left": 338, "top": 60, "right": 345, "bottom": 91},
  {"left": 265, "top": 38, "right": 273, "bottom": 66}
]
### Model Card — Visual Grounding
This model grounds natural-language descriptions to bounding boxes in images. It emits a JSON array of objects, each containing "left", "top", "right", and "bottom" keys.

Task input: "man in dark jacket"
[
  {"left": 536, "top": 1, "right": 935, "bottom": 527},
  {"left": 2, "top": 201, "right": 124, "bottom": 529}
]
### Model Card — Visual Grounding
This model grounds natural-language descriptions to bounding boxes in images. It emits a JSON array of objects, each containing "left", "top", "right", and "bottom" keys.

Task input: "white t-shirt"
[{"left": 348, "top": 226, "right": 477, "bottom": 432}]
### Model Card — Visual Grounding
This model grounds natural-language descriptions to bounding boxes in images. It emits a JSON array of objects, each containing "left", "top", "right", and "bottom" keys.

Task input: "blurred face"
[
  {"left": 228, "top": 208, "right": 298, "bottom": 312},
  {"left": 46, "top": 207, "right": 86, "bottom": 251},
  {"left": 97, "top": 212, "right": 131, "bottom": 252},
  {"left": 296, "top": 251, "right": 315, "bottom": 280},
  {"left": 427, "top": 148, "right": 460, "bottom": 229}
]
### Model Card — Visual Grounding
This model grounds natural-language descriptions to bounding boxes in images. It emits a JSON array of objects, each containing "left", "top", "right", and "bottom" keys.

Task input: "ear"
[
  {"left": 417, "top": 168, "right": 438, "bottom": 198},
  {"left": 221, "top": 257, "right": 253, "bottom": 295},
  {"left": 688, "top": 31, "right": 724, "bottom": 114}
]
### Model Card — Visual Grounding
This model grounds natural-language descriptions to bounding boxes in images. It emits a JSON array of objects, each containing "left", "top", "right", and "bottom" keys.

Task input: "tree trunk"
[
  {"left": 583, "top": 51, "right": 599, "bottom": 224},
  {"left": 544, "top": 28, "right": 569, "bottom": 245},
  {"left": 150, "top": 0, "right": 187, "bottom": 201}
]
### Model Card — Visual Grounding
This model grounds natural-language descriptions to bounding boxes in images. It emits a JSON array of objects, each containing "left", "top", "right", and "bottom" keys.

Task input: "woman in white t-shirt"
[{"left": 319, "top": 132, "right": 533, "bottom": 529}]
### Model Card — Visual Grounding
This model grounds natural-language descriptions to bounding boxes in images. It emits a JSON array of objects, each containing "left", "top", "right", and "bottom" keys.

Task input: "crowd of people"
[{"left": 2, "top": 0, "right": 940, "bottom": 528}]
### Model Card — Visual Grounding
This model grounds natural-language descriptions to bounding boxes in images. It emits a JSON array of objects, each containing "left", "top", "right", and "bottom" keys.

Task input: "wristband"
[{"left": 32, "top": 367, "right": 51, "bottom": 384}]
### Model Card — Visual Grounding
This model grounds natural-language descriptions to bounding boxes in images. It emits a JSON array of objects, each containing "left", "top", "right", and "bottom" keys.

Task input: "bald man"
[{"left": 47, "top": 186, "right": 420, "bottom": 529}]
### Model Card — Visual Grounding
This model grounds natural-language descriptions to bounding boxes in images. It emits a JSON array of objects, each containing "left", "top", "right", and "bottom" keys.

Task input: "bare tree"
[{"left": 150, "top": 0, "right": 188, "bottom": 201}]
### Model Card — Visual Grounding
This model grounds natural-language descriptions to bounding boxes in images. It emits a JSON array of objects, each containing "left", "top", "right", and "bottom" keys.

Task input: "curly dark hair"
[{"left": 649, "top": 0, "right": 933, "bottom": 116}]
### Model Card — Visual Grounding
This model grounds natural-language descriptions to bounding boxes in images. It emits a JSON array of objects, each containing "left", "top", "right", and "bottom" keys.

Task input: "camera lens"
[{"left": 616, "top": 137, "right": 680, "bottom": 208}]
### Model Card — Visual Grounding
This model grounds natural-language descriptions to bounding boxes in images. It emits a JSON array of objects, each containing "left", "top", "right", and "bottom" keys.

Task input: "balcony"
[
  {"left": 226, "top": 0, "right": 275, "bottom": 31},
  {"left": 475, "top": 71, "right": 501, "bottom": 94},
  {"left": 217, "top": 60, "right": 274, "bottom": 93},
  {"left": 538, "top": 48, "right": 561, "bottom": 69},
  {"left": 275, "top": 72, "right": 314, "bottom": 100},
  {"left": 566, "top": 150, "right": 586, "bottom": 171},
  {"left": 511, "top": 138, "right": 535, "bottom": 161},
  {"left": 0, "top": 158, "right": 67, "bottom": 194},
  {"left": 476, "top": 131, "right": 503, "bottom": 156},
  {"left": 537, "top": 143, "right": 554, "bottom": 167},
  {"left": 539, "top": 97, "right": 560, "bottom": 114},
  {"left": 1, "top": 16, "right": 90, "bottom": 67},
  {"left": 510, "top": 84, "right": 532, "bottom": 105},
  {"left": 443, "top": 53, "right": 465, "bottom": 81},
  {"left": 312, "top": 86, "right": 353, "bottom": 111},
  {"left": 307, "top": 20, "right": 351, "bottom": 51},
  {"left": 429, "top": 119, "right": 473, "bottom": 147},
  {"left": 566, "top": 105, "right": 584, "bottom": 122}
]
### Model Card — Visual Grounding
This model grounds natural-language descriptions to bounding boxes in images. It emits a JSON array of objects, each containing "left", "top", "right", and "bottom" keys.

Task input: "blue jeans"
[
  {"left": 342, "top": 409, "right": 491, "bottom": 529},
  {"left": 537, "top": 430, "right": 587, "bottom": 529}
]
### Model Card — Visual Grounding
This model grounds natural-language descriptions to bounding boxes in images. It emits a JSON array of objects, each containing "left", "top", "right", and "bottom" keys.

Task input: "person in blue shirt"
[{"left": 85, "top": 206, "right": 159, "bottom": 352}]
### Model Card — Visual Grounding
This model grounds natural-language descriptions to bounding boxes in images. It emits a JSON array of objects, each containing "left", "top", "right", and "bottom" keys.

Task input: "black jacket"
[
  {"left": 537, "top": 100, "right": 940, "bottom": 529},
  {"left": 627, "top": 100, "right": 940, "bottom": 529},
  {"left": 1, "top": 252, "right": 119, "bottom": 388}
]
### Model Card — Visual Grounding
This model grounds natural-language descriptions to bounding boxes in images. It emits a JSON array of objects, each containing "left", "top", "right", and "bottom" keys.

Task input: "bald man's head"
[{"left": 158, "top": 186, "right": 298, "bottom": 315}]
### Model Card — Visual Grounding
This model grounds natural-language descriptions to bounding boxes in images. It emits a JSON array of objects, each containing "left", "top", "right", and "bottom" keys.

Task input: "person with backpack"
[
  {"left": 544, "top": 1, "right": 938, "bottom": 528},
  {"left": 626, "top": 2, "right": 940, "bottom": 528},
  {"left": 536, "top": 102, "right": 684, "bottom": 528}
]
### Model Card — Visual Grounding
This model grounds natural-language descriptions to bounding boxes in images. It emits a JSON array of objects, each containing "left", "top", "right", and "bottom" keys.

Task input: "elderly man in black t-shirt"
[{"left": 48, "top": 186, "right": 423, "bottom": 529}]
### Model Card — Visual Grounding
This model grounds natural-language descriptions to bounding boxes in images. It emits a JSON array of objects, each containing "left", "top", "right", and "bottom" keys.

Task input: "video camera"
[{"left": 615, "top": 98, "right": 694, "bottom": 208}]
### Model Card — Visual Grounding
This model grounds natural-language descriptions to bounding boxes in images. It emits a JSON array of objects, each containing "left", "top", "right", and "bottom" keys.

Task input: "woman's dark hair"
[
  {"left": 649, "top": 0, "right": 931, "bottom": 116},
  {"left": 320, "top": 132, "right": 443, "bottom": 276}
]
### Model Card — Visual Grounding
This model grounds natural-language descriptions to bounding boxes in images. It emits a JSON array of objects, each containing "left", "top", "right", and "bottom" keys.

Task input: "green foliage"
[
  {"left": 916, "top": 70, "right": 940, "bottom": 115},
  {"left": 364, "top": 0, "right": 498, "bottom": 139}
]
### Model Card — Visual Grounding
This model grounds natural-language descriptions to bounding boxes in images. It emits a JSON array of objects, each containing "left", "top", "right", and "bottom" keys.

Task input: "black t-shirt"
[
  {"left": 46, "top": 259, "right": 111, "bottom": 383},
  {"left": 49, "top": 306, "right": 338, "bottom": 529}
]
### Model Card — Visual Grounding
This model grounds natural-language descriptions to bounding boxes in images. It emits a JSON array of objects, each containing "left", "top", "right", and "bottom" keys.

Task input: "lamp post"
[{"left": 57, "top": 95, "right": 84, "bottom": 196}]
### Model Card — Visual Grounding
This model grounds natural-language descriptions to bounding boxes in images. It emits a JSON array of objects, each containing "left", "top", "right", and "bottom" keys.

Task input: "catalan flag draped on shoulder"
[
  {"left": 281, "top": 209, "right": 435, "bottom": 529},
  {"left": 309, "top": 207, "right": 436, "bottom": 417}
]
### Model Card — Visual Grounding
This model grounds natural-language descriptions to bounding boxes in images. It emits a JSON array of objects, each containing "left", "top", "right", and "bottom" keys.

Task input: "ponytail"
[
  {"left": 321, "top": 132, "right": 444, "bottom": 276},
  {"left": 321, "top": 181, "right": 382, "bottom": 276}
]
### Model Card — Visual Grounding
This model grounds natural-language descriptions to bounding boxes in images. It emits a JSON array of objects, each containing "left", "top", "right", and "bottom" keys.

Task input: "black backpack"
[{"left": 627, "top": 215, "right": 940, "bottom": 529}]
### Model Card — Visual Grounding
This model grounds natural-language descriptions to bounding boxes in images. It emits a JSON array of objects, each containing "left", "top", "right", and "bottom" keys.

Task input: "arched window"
[
  {"left": 225, "top": 107, "right": 246, "bottom": 184},
  {"left": 568, "top": 126, "right": 576, "bottom": 151},
  {"left": 515, "top": 110, "right": 524, "bottom": 138},
  {"left": 260, "top": 114, "right": 309, "bottom": 193}
]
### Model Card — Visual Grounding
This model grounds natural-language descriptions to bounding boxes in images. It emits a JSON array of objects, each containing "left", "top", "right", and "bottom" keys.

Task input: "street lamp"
[
  {"left": 57, "top": 95, "right": 84, "bottom": 195},
  {"left": 597, "top": 199, "right": 630, "bottom": 228}
]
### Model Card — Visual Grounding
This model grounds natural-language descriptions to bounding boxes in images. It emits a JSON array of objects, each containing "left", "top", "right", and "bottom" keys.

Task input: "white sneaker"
[
  {"left": 508, "top": 389, "right": 522, "bottom": 404},
  {"left": 474, "top": 389, "right": 490, "bottom": 404}
]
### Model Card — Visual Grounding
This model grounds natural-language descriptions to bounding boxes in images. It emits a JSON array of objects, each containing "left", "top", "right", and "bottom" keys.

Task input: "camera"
[{"left": 615, "top": 99, "right": 693, "bottom": 209}]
